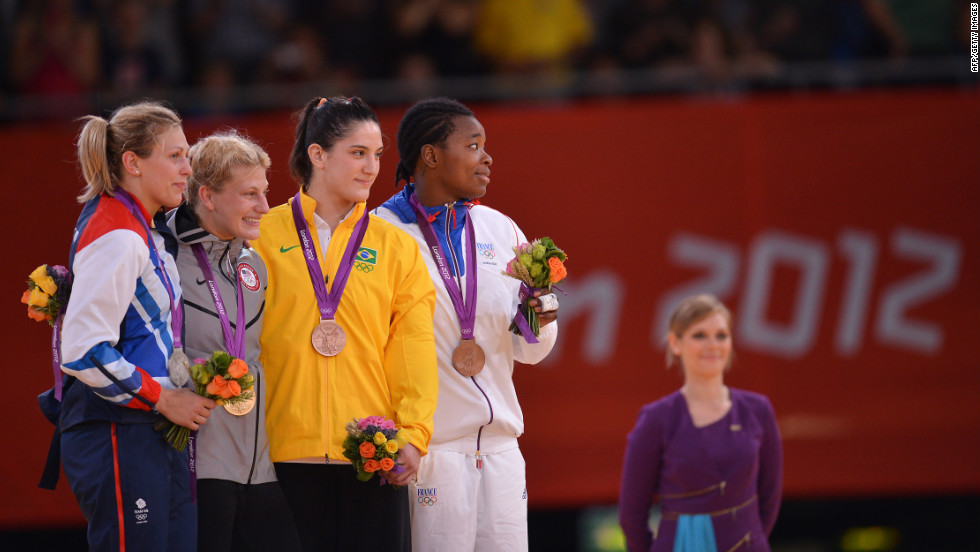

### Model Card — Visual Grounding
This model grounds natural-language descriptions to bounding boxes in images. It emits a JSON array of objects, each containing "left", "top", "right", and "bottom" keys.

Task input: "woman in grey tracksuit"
[{"left": 167, "top": 131, "right": 300, "bottom": 552}]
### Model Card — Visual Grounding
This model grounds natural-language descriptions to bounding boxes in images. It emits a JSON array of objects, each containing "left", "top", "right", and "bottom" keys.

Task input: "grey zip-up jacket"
[{"left": 167, "top": 204, "right": 277, "bottom": 485}]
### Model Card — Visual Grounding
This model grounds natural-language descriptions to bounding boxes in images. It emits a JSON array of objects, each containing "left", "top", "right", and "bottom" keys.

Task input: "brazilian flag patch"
[
  {"left": 355, "top": 247, "right": 378, "bottom": 273},
  {"left": 356, "top": 247, "right": 378, "bottom": 265}
]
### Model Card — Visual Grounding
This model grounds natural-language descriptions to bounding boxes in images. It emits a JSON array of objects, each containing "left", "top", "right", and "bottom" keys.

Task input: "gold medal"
[
  {"left": 223, "top": 394, "right": 256, "bottom": 416},
  {"left": 312, "top": 319, "right": 346, "bottom": 356},
  {"left": 452, "top": 339, "right": 485, "bottom": 377},
  {"left": 168, "top": 347, "right": 191, "bottom": 387}
]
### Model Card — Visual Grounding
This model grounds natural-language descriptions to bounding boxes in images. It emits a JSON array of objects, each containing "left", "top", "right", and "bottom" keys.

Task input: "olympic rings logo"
[
  {"left": 417, "top": 496, "right": 438, "bottom": 506},
  {"left": 480, "top": 250, "right": 495, "bottom": 259},
  {"left": 354, "top": 262, "right": 375, "bottom": 273}
]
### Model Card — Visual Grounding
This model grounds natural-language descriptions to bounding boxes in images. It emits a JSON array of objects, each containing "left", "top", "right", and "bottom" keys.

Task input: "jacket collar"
[
  {"left": 381, "top": 183, "right": 472, "bottom": 227},
  {"left": 167, "top": 203, "right": 246, "bottom": 261},
  {"left": 295, "top": 189, "right": 366, "bottom": 230}
]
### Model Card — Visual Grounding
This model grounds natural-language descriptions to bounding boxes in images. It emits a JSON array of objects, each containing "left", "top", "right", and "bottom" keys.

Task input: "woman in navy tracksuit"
[{"left": 58, "top": 102, "right": 215, "bottom": 551}]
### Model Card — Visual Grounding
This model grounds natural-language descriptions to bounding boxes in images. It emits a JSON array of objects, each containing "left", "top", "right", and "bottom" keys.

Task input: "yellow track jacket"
[{"left": 253, "top": 193, "right": 438, "bottom": 463}]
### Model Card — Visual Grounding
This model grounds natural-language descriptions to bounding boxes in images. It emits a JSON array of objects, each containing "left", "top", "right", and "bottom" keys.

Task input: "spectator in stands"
[
  {"left": 473, "top": 0, "right": 595, "bottom": 76},
  {"left": 9, "top": 0, "right": 99, "bottom": 99}
]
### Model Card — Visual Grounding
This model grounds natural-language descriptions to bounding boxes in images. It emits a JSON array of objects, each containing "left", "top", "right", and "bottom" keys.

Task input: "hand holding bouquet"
[
  {"left": 342, "top": 416, "right": 410, "bottom": 485},
  {"left": 502, "top": 237, "right": 567, "bottom": 339},
  {"left": 157, "top": 350, "right": 255, "bottom": 451},
  {"left": 21, "top": 264, "right": 71, "bottom": 326}
]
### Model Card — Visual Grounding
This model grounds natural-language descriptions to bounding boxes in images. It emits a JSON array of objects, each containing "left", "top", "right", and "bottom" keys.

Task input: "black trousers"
[
  {"left": 274, "top": 463, "right": 411, "bottom": 552},
  {"left": 197, "top": 479, "right": 302, "bottom": 552}
]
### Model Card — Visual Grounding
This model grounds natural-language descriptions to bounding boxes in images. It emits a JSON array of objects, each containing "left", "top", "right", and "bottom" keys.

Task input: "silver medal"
[{"left": 168, "top": 347, "right": 191, "bottom": 387}]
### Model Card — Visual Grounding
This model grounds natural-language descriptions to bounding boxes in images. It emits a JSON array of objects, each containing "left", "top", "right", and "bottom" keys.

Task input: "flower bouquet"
[
  {"left": 21, "top": 264, "right": 71, "bottom": 326},
  {"left": 502, "top": 236, "right": 567, "bottom": 339},
  {"left": 342, "top": 416, "right": 410, "bottom": 485},
  {"left": 156, "top": 350, "right": 255, "bottom": 451}
]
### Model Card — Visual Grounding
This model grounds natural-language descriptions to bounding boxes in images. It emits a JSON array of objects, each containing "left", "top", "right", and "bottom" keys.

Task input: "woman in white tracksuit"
[{"left": 375, "top": 97, "right": 559, "bottom": 552}]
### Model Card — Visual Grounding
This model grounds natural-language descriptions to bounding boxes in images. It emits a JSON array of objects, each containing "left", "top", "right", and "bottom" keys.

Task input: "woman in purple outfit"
[{"left": 618, "top": 294, "right": 782, "bottom": 552}]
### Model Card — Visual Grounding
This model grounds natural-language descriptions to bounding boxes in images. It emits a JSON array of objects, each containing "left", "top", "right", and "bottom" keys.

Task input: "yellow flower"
[
  {"left": 37, "top": 276, "right": 58, "bottom": 296},
  {"left": 29, "top": 265, "right": 48, "bottom": 283},
  {"left": 385, "top": 440, "right": 399, "bottom": 454},
  {"left": 373, "top": 431, "right": 387, "bottom": 445},
  {"left": 29, "top": 287, "right": 49, "bottom": 308},
  {"left": 394, "top": 429, "right": 410, "bottom": 447}
]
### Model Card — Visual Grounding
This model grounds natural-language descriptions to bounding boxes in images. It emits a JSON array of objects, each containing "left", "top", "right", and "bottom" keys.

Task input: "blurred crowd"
[{"left": 0, "top": 0, "right": 973, "bottom": 114}]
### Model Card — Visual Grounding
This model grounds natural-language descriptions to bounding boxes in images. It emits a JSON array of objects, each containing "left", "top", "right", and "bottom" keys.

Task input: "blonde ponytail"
[{"left": 76, "top": 116, "right": 113, "bottom": 202}]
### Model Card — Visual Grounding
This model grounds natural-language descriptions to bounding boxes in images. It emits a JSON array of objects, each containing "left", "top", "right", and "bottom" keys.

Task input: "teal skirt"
[{"left": 673, "top": 513, "right": 717, "bottom": 552}]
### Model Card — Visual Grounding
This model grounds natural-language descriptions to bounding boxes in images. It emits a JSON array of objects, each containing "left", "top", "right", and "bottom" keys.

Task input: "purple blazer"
[{"left": 618, "top": 389, "right": 783, "bottom": 552}]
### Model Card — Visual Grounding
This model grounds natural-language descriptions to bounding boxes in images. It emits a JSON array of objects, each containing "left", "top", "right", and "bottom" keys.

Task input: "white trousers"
[{"left": 410, "top": 446, "right": 528, "bottom": 552}]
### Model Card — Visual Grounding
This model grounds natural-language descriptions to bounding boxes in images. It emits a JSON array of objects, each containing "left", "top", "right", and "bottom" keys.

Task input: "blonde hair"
[
  {"left": 76, "top": 102, "right": 182, "bottom": 203},
  {"left": 665, "top": 294, "right": 733, "bottom": 368},
  {"left": 187, "top": 131, "right": 271, "bottom": 212}
]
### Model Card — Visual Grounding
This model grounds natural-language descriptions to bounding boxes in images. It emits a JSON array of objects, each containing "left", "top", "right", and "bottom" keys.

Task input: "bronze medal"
[
  {"left": 452, "top": 339, "right": 485, "bottom": 377},
  {"left": 312, "top": 319, "right": 346, "bottom": 357},
  {"left": 223, "top": 394, "right": 256, "bottom": 416},
  {"left": 168, "top": 347, "right": 191, "bottom": 387}
]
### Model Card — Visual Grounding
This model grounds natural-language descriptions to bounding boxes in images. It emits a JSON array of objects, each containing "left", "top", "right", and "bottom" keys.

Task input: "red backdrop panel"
[{"left": 1, "top": 87, "right": 977, "bottom": 527}]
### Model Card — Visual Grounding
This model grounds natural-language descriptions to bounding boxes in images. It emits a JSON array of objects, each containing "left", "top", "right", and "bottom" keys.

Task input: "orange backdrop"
[{"left": 1, "top": 87, "right": 977, "bottom": 528}]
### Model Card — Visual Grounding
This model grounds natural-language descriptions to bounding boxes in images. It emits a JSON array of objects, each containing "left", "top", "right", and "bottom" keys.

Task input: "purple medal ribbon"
[
  {"left": 50, "top": 266, "right": 71, "bottom": 400},
  {"left": 514, "top": 283, "right": 540, "bottom": 344},
  {"left": 188, "top": 431, "right": 197, "bottom": 502},
  {"left": 52, "top": 316, "right": 64, "bottom": 400},
  {"left": 290, "top": 191, "right": 370, "bottom": 322},
  {"left": 408, "top": 194, "right": 478, "bottom": 341},
  {"left": 114, "top": 190, "right": 195, "bottom": 496},
  {"left": 114, "top": 190, "right": 183, "bottom": 351},
  {"left": 187, "top": 242, "right": 248, "bottom": 505},
  {"left": 191, "top": 244, "right": 247, "bottom": 358}
]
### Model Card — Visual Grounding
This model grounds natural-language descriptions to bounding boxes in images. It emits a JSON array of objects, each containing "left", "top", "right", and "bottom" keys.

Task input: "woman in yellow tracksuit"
[{"left": 252, "top": 96, "right": 437, "bottom": 552}]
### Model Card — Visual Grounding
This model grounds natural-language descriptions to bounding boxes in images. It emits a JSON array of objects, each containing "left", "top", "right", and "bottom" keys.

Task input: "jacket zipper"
[
  {"left": 443, "top": 203, "right": 493, "bottom": 470},
  {"left": 246, "top": 370, "right": 260, "bottom": 484},
  {"left": 214, "top": 244, "right": 260, "bottom": 485}
]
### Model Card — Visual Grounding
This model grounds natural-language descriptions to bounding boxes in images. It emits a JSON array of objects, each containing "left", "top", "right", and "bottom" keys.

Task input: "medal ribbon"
[
  {"left": 191, "top": 244, "right": 247, "bottom": 359},
  {"left": 52, "top": 316, "right": 64, "bottom": 400},
  {"left": 115, "top": 191, "right": 195, "bottom": 497},
  {"left": 290, "top": 191, "right": 370, "bottom": 321},
  {"left": 408, "top": 194, "right": 478, "bottom": 340},
  {"left": 513, "top": 283, "right": 540, "bottom": 344},
  {"left": 115, "top": 190, "right": 183, "bottom": 350}
]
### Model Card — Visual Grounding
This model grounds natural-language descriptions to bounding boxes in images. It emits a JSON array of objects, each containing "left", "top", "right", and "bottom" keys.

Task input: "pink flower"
[{"left": 358, "top": 415, "right": 386, "bottom": 430}]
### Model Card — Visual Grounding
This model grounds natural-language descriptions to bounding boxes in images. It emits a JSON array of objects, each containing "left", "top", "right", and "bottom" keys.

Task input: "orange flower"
[
  {"left": 27, "top": 306, "right": 49, "bottom": 322},
  {"left": 226, "top": 380, "right": 242, "bottom": 397},
  {"left": 379, "top": 457, "right": 395, "bottom": 471},
  {"left": 359, "top": 442, "right": 376, "bottom": 458},
  {"left": 227, "top": 358, "right": 248, "bottom": 379},
  {"left": 206, "top": 375, "right": 228, "bottom": 396},
  {"left": 21, "top": 290, "right": 31, "bottom": 304},
  {"left": 548, "top": 257, "right": 567, "bottom": 283},
  {"left": 218, "top": 382, "right": 236, "bottom": 399},
  {"left": 363, "top": 459, "right": 381, "bottom": 473}
]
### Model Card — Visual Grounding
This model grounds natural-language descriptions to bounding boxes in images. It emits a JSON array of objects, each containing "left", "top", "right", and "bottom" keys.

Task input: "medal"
[
  {"left": 223, "top": 394, "right": 256, "bottom": 416},
  {"left": 311, "top": 319, "right": 347, "bottom": 356},
  {"left": 409, "top": 192, "right": 483, "bottom": 376},
  {"left": 290, "top": 192, "right": 370, "bottom": 357},
  {"left": 168, "top": 347, "right": 191, "bottom": 387},
  {"left": 452, "top": 339, "right": 485, "bottom": 377},
  {"left": 116, "top": 190, "right": 185, "bottom": 384}
]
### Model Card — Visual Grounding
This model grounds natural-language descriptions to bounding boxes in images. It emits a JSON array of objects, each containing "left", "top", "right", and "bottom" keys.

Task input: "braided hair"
[
  {"left": 289, "top": 96, "right": 379, "bottom": 191},
  {"left": 394, "top": 97, "right": 474, "bottom": 186}
]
